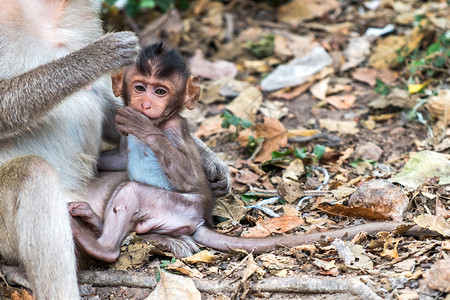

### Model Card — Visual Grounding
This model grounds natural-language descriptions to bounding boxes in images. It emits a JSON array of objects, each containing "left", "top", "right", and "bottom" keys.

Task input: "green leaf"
[
  {"left": 139, "top": 0, "right": 156, "bottom": 9},
  {"left": 241, "top": 119, "right": 252, "bottom": 129},
  {"left": 294, "top": 147, "right": 307, "bottom": 159},
  {"left": 241, "top": 193, "right": 258, "bottom": 203},
  {"left": 375, "top": 79, "right": 390, "bottom": 95},
  {"left": 434, "top": 56, "right": 446, "bottom": 67},
  {"left": 426, "top": 42, "right": 442, "bottom": 55},
  {"left": 313, "top": 144, "right": 326, "bottom": 160},
  {"left": 271, "top": 149, "right": 292, "bottom": 158}
]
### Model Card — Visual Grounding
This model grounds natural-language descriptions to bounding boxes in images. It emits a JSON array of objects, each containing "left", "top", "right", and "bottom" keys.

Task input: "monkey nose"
[{"left": 141, "top": 103, "right": 151, "bottom": 110}]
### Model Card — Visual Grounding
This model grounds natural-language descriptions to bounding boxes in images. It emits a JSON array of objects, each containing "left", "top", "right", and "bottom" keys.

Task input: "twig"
[{"left": 222, "top": 252, "right": 251, "bottom": 278}]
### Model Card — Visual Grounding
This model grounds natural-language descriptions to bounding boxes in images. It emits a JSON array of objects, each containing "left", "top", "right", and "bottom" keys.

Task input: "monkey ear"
[
  {"left": 111, "top": 68, "right": 126, "bottom": 97},
  {"left": 184, "top": 75, "right": 201, "bottom": 110}
]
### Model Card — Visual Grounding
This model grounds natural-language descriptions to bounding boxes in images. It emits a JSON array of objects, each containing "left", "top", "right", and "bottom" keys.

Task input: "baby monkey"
[
  {"left": 70, "top": 43, "right": 411, "bottom": 261},
  {"left": 70, "top": 42, "right": 211, "bottom": 261}
]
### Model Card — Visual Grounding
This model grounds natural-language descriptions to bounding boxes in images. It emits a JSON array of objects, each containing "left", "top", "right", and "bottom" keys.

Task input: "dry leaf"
[
  {"left": 352, "top": 68, "right": 398, "bottom": 86},
  {"left": 235, "top": 169, "right": 260, "bottom": 184},
  {"left": 242, "top": 254, "right": 265, "bottom": 281},
  {"left": 282, "top": 159, "right": 305, "bottom": 181},
  {"left": 380, "top": 238, "right": 400, "bottom": 259},
  {"left": 277, "top": 0, "right": 341, "bottom": 24},
  {"left": 325, "top": 94, "right": 356, "bottom": 109},
  {"left": 269, "top": 82, "right": 313, "bottom": 100},
  {"left": 145, "top": 270, "right": 201, "bottom": 300},
  {"left": 413, "top": 215, "right": 450, "bottom": 237},
  {"left": 183, "top": 250, "right": 216, "bottom": 264},
  {"left": 423, "top": 258, "right": 450, "bottom": 293},
  {"left": 317, "top": 202, "right": 389, "bottom": 220},
  {"left": 254, "top": 117, "right": 288, "bottom": 162},
  {"left": 310, "top": 77, "right": 330, "bottom": 100},
  {"left": 189, "top": 49, "right": 237, "bottom": 81},
  {"left": 212, "top": 198, "right": 247, "bottom": 222},
  {"left": 245, "top": 215, "right": 304, "bottom": 238},
  {"left": 369, "top": 27, "right": 423, "bottom": 69},
  {"left": 167, "top": 261, "right": 204, "bottom": 279},
  {"left": 195, "top": 115, "right": 226, "bottom": 139},
  {"left": 10, "top": 290, "right": 33, "bottom": 300},
  {"left": 226, "top": 87, "right": 263, "bottom": 123},
  {"left": 341, "top": 36, "right": 371, "bottom": 71},
  {"left": 319, "top": 118, "right": 359, "bottom": 134}
]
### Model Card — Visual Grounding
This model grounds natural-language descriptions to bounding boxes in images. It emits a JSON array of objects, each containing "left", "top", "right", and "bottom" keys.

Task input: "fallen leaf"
[
  {"left": 282, "top": 159, "right": 305, "bottom": 181},
  {"left": 235, "top": 169, "right": 261, "bottom": 184},
  {"left": 310, "top": 77, "right": 331, "bottom": 100},
  {"left": 195, "top": 115, "right": 226, "bottom": 139},
  {"left": 145, "top": 270, "right": 201, "bottom": 300},
  {"left": 273, "top": 31, "right": 319, "bottom": 58},
  {"left": 413, "top": 215, "right": 450, "bottom": 237},
  {"left": 325, "top": 94, "right": 356, "bottom": 109},
  {"left": 140, "top": 10, "right": 183, "bottom": 48},
  {"left": 10, "top": 290, "right": 33, "bottom": 300},
  {"left": 341, "top": 36, "right": 371, "bottom": 71},
  {"left": 189, "top": 49, "right": 238, "bottom": 81},
  {"left": 277, "top": 0, "right": 341, "bottom": 24},
  {"left": 390, "top": 150, "right": 450, "bottom": 189},
  {"left": 269, "top": 81, "right": 313, "bottom": 100},
  {"left": 369, "top": 27, "right": 423, "bottom": 69},
  {"left": 380, "top": 239, "right": 400, "bottom": 259},
  {"left": 167, "top": 260, "right": 204, "bottom": 279},
  {"left": 423, "top": 258, "right": 450, "bottom": 293},
  {"left": 212, "top": 198, "right": 247, "bottom": 222},
  {"left": 226, "top": 87, "right": 263, "bottom": 123},
  {"left": 254, "top": 117, "right": 288, "bottom": 162},
  {"left": 319, "top": 118, "right": 359, "bottom": 134},
  {"left": 317, "top": 202, "right": 389, "bottom": 220},
  {"left": 408, "top": 80, "right": 431, "bottom": 94},
  {"left": 242, "top": 254, "right": 265, "bottom": 281},
  {"left": 426, "top": 89, "right": 450, "bottom": 124},
  {"left": 245, "top": 215, "right": 304, "bottom": 238},
  {"left": 352, "top": 67, "right": 398, "bottom": 86},
  {"left": 184, "top": 250, "right": 216, "bottom": 264}
]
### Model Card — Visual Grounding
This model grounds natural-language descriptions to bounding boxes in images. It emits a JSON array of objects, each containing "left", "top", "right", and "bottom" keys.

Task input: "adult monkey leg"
[{"left": 0, "top": 156, "right": 78, "bottom": 299}]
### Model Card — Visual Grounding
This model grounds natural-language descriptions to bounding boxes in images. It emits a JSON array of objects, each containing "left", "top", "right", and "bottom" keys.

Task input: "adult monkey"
[{"left": 0, "top": 1, "right": 230, "bottom": 299}]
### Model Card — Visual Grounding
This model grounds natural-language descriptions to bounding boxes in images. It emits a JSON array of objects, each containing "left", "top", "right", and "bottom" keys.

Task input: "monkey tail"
[{"left": 192, "top": 222, "right": 415, "bottom": 254}]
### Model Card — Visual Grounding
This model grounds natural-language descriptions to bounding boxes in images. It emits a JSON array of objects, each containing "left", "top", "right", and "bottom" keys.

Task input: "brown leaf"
[
  {"left": 352, "top": 67, "right": 398, "bottom": 86},
  {"left": 414, "top": 215, "right": 450, "bottom": 237},
  {"left": 423, "top": 258, "right": 450, "bottom": 293},
  {"left": 11, "top": 290, "right": 33, "bottom": 300},
  {"left": 269, "top": 81, "right": 313, "bottom": 100},
  {"left": 317, "top": 202, "right": 389, "bottom": 220},
  {"left": 254, "top": 117, "right": 288, "bottom": 162},
  {"left": 277, "top": 0, "right": 341, "bottom": 24},
  {"left": 245, "top": 216, "right": 304, "bottom": 238},
  {"left": 235, "top": 169, "right": 261, "bottom": 184},
  {"left": 195, "top": 115, "right": 225, "bottom": 139},
  {"left": 183, "top": 250, "right": 216, "bottom": 264},
  {"left": 325, "top": 94, "right": 356, "bottom": 109},
  {"left": 146, "top": 269, "right": 201, "bottom": 300}
]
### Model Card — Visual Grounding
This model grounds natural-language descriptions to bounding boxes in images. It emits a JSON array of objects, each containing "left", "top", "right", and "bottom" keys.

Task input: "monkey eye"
[
  {"left": 134, "top": 84, "right": 146, "bottom": 92},
  {"left": 154, "top": 88, "right": 167, "bottom": 96}
]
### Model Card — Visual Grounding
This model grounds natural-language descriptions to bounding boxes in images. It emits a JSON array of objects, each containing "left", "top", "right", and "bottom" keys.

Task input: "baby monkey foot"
[{"left": 69, "top": 202, "right": 103, "bottom": 234}]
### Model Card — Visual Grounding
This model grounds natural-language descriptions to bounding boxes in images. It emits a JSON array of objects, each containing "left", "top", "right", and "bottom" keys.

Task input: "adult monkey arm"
[
  {"left": 0, "top": 1, "right": 139, "bottom": 299},
  {"left": 0, "top": 32, "right": 139, "bottom": 140}
]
